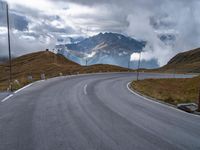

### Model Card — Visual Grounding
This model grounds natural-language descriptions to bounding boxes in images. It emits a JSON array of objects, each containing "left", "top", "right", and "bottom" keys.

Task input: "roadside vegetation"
[{"left": 131, "top": 76, "right": 200, "bottom": 105}]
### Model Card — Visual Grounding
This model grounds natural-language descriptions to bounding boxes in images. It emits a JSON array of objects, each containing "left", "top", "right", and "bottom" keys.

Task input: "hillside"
[
  {"left": 155, "top": 48, "right": 200, "bottom": 73},
  {"left": 0, "top": 51, "right": 131, "bottom": 91},
  {"left": 130, "top": 48, "right": 200, "bottom": 107}
]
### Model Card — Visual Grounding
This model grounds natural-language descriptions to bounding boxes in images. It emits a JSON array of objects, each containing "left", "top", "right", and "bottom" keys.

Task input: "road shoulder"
[{"left": 127, "top": 82, "right": 200, "bottom": 117}]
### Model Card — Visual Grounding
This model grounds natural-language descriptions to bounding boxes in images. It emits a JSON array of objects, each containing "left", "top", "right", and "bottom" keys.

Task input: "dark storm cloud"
[
  {"left": 10, "top": 13, "right": 29, "bottom": 31},
  {"left": 149, "top": 15, "right": 176, "bottom": 30},
  {"left": 0, "top": 6, "right": 28, "bottom": 31}
]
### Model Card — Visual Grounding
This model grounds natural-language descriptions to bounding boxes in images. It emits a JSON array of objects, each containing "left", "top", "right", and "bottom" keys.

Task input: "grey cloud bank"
[{"left": 0, "top": 0, "right": 199, "bottom": 66}]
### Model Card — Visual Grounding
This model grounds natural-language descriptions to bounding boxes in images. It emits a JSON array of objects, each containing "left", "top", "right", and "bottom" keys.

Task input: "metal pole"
[
  {"left": 128, "top": 59, "right": 130, "bottom": 69},
  {"left": 136, "top": 52, "right": 141, "bottom": 81},
  {"left": 55, "top": 49, "right": 57, "bottom": 64},
  {"left": 52, "top": 49, "right": 54, "bottom": 63},
  {"left": 6, "top": 3, "right": 12, "bottom": 91},
  {"left": 86, "top": 59, "right": 88, "bottom": 66}
]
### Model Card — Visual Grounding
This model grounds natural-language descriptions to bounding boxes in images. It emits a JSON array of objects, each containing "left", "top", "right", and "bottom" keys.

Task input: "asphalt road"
[{"left": 0, "top": 73, "right": 200, "bottom": 150}]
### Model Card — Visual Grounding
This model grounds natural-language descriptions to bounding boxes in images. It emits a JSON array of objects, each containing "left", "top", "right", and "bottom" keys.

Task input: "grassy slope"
[
  {"left": 149, "top": 48, "right": 200, "bottom": 73},
  {"left": 0, "top": 51, "right": 131, "bottom": 91},
  {"left": 132, "top": 48, "right": 200, "bottom": 105},
  {"left": 131, "top": 76, "right": 200, "bottom": 105}
]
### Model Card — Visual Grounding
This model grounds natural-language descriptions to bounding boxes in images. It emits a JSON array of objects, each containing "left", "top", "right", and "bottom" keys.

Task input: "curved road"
[{"left": 0, "top": 73, "right": 200, "bottom": 150}]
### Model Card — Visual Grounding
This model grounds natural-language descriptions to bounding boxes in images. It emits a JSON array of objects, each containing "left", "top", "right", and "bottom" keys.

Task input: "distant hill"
[
  {"left": 56, "top": 32, "right": 159, "bottom": 69},
  {"left": 0, "top": 51, "right": 131, "bottom": 91},
  {"left": 0, "top": 57, "right": 9, "bottom": 63},
  {"left": 154, "top": 48, "right": 200, "bottom": 73}
]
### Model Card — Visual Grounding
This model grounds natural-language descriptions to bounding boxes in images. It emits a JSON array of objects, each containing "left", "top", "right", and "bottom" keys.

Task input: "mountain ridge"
[
  {"left": 56, "top": 32, "right": 156, "bottom": 68},
  {"left": 65, "top": 32, "right": 146, "bottom": 52}
]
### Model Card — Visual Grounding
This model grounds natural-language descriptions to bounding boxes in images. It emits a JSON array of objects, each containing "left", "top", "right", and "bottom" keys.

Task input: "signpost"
[
  {"left": 136, "top": 52, "right": 141, "bottom": 81},
  {"left": 86, "top": 59, "right": 88, "bottom": 66},
  {"left": 128, "top": 59, "right": 130, "bottom": 69}
]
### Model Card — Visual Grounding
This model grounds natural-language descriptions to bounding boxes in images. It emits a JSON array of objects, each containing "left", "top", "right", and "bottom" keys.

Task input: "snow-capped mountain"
[
  {"left": 65, "top": 32, "right": 145, "bottom": 52},
  {"left": 56, "top": 32, "right": 158, "bottom": 68}
]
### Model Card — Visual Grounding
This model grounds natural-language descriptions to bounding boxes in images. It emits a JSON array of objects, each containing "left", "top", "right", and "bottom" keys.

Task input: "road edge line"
[
  {"left": 14, "top": 83, "right": 34, "bottom": 94},
  {"left": 1, "top": 94, "right": 13, "bottom": 102},
  {"left": 1, "top": 83, "right": 34, "bottom": 103},
  {"left": 126, "top": 82, "right": 200, "bottom": 118}
]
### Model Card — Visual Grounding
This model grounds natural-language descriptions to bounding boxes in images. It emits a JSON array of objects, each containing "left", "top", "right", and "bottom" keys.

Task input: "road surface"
[{"left": 0, "top": 73, "right": 200, "bottom": 150}]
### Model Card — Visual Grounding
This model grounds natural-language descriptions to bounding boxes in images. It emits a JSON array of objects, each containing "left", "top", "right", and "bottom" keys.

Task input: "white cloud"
[
  {"left": 0, "top": 0, "right": 199, "bottom": 67},
  {"left": 19, "top": 35, "right": 36, "bottom": 41},
  {"left": 0, "top": 26, "right": 7, "bottom": 35},
  {"left": 85, "top": 51, "right": 96, "bottom": 59},
  {"left": 130, "top": 53, "right": 140, "bottom": 61}
]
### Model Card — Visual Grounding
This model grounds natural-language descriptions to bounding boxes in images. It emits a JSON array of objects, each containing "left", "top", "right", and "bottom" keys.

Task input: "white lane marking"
[
  {"left": 1, "top": 94, "right": 13, "bottom": 102},
  {"left": 1, "top": 83, "right": 34, "bottom": 103},
  {"left": 127, "top": 82, "right": 200, "bottom": 118},
  {"left": 14, "top": 83, "right": 33, "bottom": 94},
  {"left": 84, "top": 84, "right": 88, "bottom": 95}
]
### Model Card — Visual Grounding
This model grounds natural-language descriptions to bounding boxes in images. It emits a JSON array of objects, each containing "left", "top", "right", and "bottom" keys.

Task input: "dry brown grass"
[
  {"left": 131, "top": 76, "right": 200, "bottom": 105},
  {"left": 148, "top": 48, "right": 200, "bottom": 74},
  {"left": 0, "top": 51, "right": 131, "bottom": 91}
]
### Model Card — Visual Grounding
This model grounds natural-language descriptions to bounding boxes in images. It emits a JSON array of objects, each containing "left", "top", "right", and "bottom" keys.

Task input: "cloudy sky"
[{"left": 0, "top": 0, "right": 200, "bottom": 66}]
